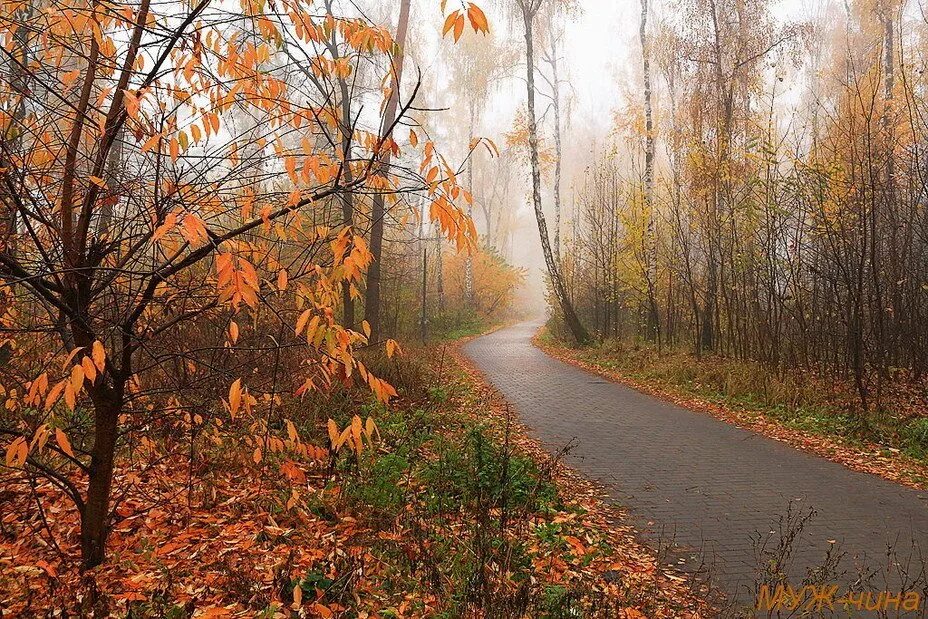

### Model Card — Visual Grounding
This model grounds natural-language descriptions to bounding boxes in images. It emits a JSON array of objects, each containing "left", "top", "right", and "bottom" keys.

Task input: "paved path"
[{"left": 464, "top": 320, "right": 928, "bottom": 604}]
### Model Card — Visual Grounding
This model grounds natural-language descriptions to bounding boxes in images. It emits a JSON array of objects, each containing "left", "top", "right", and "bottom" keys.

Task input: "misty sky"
[{"left": 410, "top": 0, "right": 812, "bottom": 307}]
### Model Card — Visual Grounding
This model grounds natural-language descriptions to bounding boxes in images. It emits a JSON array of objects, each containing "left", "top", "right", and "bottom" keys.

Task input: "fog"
[{"left": 404, "top": 0, "right": 812, "bottom": 316}]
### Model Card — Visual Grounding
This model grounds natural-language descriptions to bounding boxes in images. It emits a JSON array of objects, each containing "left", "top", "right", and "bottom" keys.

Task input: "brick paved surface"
[{"left": 464, "top": 320, "right": 928, "bottom": 603}]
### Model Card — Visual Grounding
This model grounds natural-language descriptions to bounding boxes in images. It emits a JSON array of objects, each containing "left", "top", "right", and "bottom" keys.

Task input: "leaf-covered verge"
[
  {"left": 535, "top": 327, "right": 928, "bottom": 491},
  {"left": 0, "top": 342, "right": 708, "bottom": 617}
]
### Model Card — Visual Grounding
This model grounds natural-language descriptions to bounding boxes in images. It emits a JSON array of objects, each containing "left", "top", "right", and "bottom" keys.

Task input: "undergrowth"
[{"left": 2, "top": 343, "right": 700, "bottom": 617}]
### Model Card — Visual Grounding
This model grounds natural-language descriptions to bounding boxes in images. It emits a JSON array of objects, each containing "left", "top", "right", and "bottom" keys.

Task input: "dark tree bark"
[{"left": 364, "top": 0, "right": 411, "bottom": 342}]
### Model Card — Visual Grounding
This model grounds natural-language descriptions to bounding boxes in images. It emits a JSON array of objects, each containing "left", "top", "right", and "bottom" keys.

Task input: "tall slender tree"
[{"left": 516, "top": 0, "right": 589, "bottom": 343}]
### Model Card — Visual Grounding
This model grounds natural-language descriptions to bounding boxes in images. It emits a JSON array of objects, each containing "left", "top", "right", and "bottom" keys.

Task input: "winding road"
[{"left": 464, "top": 320, "right": 928, "bottom": 605}]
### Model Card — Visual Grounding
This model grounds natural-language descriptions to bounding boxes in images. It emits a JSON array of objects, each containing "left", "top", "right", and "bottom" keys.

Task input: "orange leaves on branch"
[
  {"left": 20, "top": 342, "right": 106, "bottom": 413},
  {"left": 466, "top": 4, "right": 489, "bottom": 34},
  {"left": 326, "top": 415, "right": 378, "bottom": 456},
  {"left": 295, "top": 309, "right": 317, "bottom": 339},
  {"left": 442, "top": 3, "right": 489, "bottom": 42},
  {"left": 368, "top": 374, "right": 398, "bottom": 403},
  {"left": 181, "top": 213, "right": 210, "bottom": 247},
  {"left": 5, "top": 436, "right": 27, "bottom": 467},
  {"left": 55, "top": 428, "right": 75, "bottom": 458},
  {"left": 153, "top": 213, "right": 178, "bottom": 241},
  {"left": 442, "top": 11, "right": 464, "bottom": 42},
  {"left": 430, "top": 196, "right": 476, "bottom": 252},
  {"left": 216, "top": 253, "right": 260, "bottom": 309},
  {"left": 4, "top": 424, "right": 77, "bottom": 467}
]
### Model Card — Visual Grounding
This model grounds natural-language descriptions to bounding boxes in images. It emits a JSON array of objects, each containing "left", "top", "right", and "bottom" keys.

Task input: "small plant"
[
  {"left": 346, "top": 453, "right": 410, "bottom": 520},
  {"left": 899, "top": 417, "right": 928, "bottom": 458}
]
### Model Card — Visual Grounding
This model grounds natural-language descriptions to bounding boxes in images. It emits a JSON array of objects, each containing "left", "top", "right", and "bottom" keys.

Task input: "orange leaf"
[
  {"left": 92, "top": 340, "right": 106, "bottom": 372},
  {"left": 228, "top": 378, "right": 242, "bottom": 417},
  {"left": 55, "top": 428, "right": 75, "bottom": 458},
  {"left": 5, "top": 436, "right": 27, "bottom": 467},
  {"left": 153, "top": 212, "right": 177, "bottom": 241},
  {"left": 467, "top": 3, "right": 489, "bottom": 33},
  {"left": 81, "top": 356, "right": 97, "bottom": 383},
  {"left": 442, "top": 10, "right": 458, "bottom": 36},
  {"left": 327, "top": 419, "right": 339, "bottom": 447},
  {"left": 70, "top": 364, "right": 84, "bottom": 391},
  {"left": 295, "top": 309, "right": 312, "bottom": 335},
  {"left": 311, "top": 603, "right": 333, "bottom": 618}
]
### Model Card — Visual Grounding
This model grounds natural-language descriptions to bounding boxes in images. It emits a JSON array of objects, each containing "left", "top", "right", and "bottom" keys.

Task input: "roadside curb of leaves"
[{"left": 534, "top": 332, "right": 928, "bottom": 493}]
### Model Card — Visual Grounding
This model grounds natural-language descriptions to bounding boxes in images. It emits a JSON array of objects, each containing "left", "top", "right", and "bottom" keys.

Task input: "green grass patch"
[{"left": 550, "top": 334, "right": 928, "bottom": 467}]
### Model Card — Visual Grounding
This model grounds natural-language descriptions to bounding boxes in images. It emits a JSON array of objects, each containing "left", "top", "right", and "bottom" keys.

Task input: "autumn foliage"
[{"left": 0, "top": 0, "right": 502, "bottom": 581}]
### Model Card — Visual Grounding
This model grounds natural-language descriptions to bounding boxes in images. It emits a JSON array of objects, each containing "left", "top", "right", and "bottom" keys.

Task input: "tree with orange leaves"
[{"left": 0, "top": 0, "right": 482, "bottom": 568}]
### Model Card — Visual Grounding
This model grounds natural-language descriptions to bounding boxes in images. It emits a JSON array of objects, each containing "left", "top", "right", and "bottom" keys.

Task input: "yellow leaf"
[
  {"left": 337, "top": 426, "right": 351, "bottom": 452},
  {"left": 292, "top": 584, "right": 302, "bottom": 608},
  {"left": 253, "top": 446, "right": 262, "bottom": 463},
  {"left": 365, "top": 417, "right": 378, "bottom": 442},
  {"left": 88, "top": 175, "right": 107, "bottom": 188},
  {"left": 327, "top": 419, "right": 339, "bottom": 447},
  {"left": 92, "top": 341, "right": 106, "bottom": 372},
  {"left": 286, "top": 419, "right": 298, "bottom": 442},
  {"left": 351, "top": 415, "right": 363, "bottom": 453},
  {"left": 277, "top": 269, "right": 288, "bottom": 291}
]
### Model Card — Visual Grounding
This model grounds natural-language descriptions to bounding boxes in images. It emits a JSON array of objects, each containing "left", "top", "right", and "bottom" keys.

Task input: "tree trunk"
[
  {"left": 521, "top": 3, "right": 589, "bottom": 344},
  {"left": 435, "top": 225, "right": 444, "bottom": 313},
  {"left": 1, "top": 1, "right": 31, "bottom": 259},
  {"left": 464, "top": 101, "right": 475, "bottom": 306},
  {"left": 80, "top": 384, "right": 123, "bottom": 569},
  {"left": 363, "top": 0, "right": 411, "bottom": 342},
  {"left": 321, "top": 0, "right": 357, "bottom": 330},
  {"left": 548, "top": 20, "right": 563, "bottom": 263},
  {"left": 639, "top": 0, "right": 660, "bottom": 346}
]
